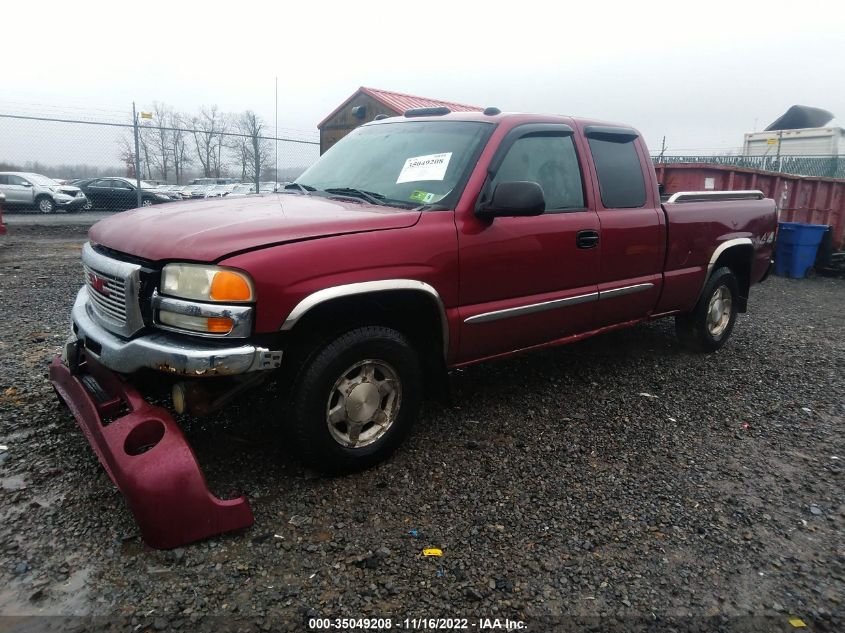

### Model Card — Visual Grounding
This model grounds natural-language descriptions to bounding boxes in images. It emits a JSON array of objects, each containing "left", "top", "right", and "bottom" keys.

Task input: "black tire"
[
  {"left": 35, "top": 195, "right": 55, "bottom": 214},
  {"left": 82, "top": 199, "right": 94, "bottom": 211},
  {"left": 286, "top": 326, "right": 423, "bottom": 474},
  {"left": 675, "top": 267, "right": 739, "bottom": 352},
  {"left": 140, "top": 197, "right": 154, "bottom": 208}
]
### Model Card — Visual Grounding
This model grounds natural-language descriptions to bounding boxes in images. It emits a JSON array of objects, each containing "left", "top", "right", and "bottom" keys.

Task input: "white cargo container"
[{"left": 743, "top": 127, "right": 845, "bottom": 156}]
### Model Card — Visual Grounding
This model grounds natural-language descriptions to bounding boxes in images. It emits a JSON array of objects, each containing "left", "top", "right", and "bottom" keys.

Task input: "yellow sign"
[
  {"left": 140, "top": 112, "right": 153, "bottom": 120},
  {"left": 767, "top": 138, "right": 778, "bottom": 145}
]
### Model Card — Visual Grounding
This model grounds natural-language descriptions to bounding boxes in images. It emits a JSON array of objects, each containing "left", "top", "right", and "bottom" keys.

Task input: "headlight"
[{"left": 161, "top": 264, "right": 254, "bottom": 303}]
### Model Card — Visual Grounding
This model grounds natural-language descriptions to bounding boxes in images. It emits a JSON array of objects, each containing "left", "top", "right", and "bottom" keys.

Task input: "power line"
[{"left": 0, "top": 113, "right": 319, "bottom": 145}]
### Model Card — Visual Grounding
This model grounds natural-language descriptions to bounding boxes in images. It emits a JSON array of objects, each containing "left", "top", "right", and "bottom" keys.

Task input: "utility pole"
[
  {"left": 132, "top": 102, "right": 142, "bottom": 208},
  {"left": 275, "top": 76, "right": 278, "bottom": 187},
  {"left": 253, "top": 127, "right": 260, "bottom": 193},
  {"left": 775, "top": 130, "right": 784, "bottom": 172},
  {"left": 658, "top": 136, "right": 667, "bottom": 161}
]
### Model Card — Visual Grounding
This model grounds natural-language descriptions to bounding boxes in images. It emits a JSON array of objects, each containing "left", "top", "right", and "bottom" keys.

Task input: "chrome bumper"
[{"left": 69, "top": 288, "right": 282, "bottom": 376}]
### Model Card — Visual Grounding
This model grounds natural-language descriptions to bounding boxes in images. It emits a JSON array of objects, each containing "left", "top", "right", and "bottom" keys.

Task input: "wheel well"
[
  {"left": 712, "top": 245, "right": 753, "bottom": 312},
  {"left": 284, "top": 290, "right": 448, "bottom": 395}
]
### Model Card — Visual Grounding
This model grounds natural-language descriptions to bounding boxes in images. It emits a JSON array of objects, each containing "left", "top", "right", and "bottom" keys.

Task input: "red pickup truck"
[{"left": 51, "top": 109, "right": 777, "bottom": 547}]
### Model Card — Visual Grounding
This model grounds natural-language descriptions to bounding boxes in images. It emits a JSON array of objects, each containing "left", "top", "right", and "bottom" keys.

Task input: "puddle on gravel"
[
  {"left": 1, "top": 474, "right": 27, "bottom": 490},
  {"left": 0, "top": 568, "right": 93, "bottom": 616}
]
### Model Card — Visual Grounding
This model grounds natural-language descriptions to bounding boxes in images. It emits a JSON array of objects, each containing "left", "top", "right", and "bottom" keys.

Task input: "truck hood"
[{"left": 88, "top": 193, "right": 422, "bottom": 262}]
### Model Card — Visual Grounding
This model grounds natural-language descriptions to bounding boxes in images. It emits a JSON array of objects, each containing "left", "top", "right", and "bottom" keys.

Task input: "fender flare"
[
  {"left": 696, "top": 237, "right": 753, "bottom": 301},
  {"left": 280, "top": 280, "right": 450, "bottom": 359}
]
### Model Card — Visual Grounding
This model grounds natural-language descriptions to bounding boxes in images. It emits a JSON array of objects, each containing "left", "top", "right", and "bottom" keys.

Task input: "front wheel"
[
  {"left": 36, "top": 196, "right": 55, "bottom": 214},
  {"left": 286, "top": 326, "right": 423, "bottom": 474},
  {"left": 82, "top": 198, "right": 93, "bottom": 211},
  {"left": 675, "top": 267, "right": 739, "bottom": 352}
]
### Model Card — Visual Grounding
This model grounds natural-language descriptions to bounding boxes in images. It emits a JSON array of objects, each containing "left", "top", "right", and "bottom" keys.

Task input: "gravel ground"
[{"left": 0, "top": 224, "right": 843, "bottom": 632}]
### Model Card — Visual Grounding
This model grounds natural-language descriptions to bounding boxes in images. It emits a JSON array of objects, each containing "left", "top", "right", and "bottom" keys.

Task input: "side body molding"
[{"left": 280, "top": 280, "right": 450, "bottom": 358}]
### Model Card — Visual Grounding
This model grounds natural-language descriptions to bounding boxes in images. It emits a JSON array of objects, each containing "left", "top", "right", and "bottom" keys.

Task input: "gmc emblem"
[{"left": 88, "top": 272, "right": 109, "bottom": 296}]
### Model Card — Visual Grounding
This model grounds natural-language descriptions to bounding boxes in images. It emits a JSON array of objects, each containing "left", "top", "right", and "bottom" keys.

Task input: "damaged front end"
[{"left": 49, "top": 242, "right": 283, "bottom": 548}]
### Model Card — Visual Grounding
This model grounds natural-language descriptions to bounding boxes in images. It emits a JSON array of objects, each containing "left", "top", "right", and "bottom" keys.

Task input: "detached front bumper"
[
  {"left": 49, "top": 350, "right": 254, "bottom": 549},
  {"left": 71, "top": 288, "right": 282, "bottom": 376}
]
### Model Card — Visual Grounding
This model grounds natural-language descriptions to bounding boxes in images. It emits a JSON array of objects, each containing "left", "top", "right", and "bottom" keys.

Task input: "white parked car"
[
  {"left": 204, "top": 184, "right": 238, "bottom": 198},
  {"left": 0, "top": 172, "right": 88, "bottom": 213}
]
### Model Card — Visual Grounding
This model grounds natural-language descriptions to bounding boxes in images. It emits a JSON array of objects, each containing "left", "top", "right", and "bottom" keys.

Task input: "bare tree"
[
  {"left": 235, "top": 110, "right": 272, "bottom": 187},
  {"left": 191, "top": 105, "right": 228, "bottom": 178},
  {"left": 117, "top": 136, "right": 136, "bottom": 178},
  {"left": 142, "top": 102, "right": 174, "bottom": 182},
  {"left": 171, "top": 113, "right": 191, "bottom": 185}
]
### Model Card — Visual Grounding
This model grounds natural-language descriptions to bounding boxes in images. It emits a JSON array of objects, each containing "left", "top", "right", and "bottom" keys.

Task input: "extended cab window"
[
  {"left": 491, "top": 134, "right": 584, "bottom": 212},
  {"left": 587, "top": 130, "right": 646, "bottom": 208}
]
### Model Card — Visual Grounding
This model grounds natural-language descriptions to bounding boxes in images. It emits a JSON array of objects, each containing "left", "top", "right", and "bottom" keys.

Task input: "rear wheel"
[
  {"left": 675, "top": 267, "right": 739, "bottom": 352},
  {"left": 286, "top": 326, "right": 422, "bottom": 474},
  {"left": 36, "top": 196, "right": 55, "bottom": 214},
  {"left": 140, "top": 197, "right": 154, "bottom": 208}
]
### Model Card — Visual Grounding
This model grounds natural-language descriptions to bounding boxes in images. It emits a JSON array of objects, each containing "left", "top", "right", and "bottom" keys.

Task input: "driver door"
[{"left": 456, "top": 123, "right": 600, "bottom": 361}]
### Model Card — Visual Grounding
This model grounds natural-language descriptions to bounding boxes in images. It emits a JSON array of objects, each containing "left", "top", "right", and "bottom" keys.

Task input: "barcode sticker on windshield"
[{"left": 396, "top": 152, "right": 452, "bottom": 184}]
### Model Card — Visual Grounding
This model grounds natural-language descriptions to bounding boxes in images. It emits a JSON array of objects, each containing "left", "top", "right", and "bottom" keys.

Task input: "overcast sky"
[{"left": 2, "top": 0, "right": 843, "bottom": 164}]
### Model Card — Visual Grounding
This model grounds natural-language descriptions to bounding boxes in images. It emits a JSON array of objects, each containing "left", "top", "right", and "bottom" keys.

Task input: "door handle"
[{"left": 576, "top": 230, "right": 599, "bottom": 249}]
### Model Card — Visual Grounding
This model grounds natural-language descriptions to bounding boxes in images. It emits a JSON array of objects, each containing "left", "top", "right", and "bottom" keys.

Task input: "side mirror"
[
  {"left": 478, "top": 181, "right": 545, "bottom": 218},
  {"left": 22, "top": 182, "right": 33, "bottom": 187}
]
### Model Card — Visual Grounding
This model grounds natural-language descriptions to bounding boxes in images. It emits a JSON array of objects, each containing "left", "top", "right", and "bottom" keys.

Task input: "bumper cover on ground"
[{"left": 49, "top": 352, "right": 254, "bottom": 549}]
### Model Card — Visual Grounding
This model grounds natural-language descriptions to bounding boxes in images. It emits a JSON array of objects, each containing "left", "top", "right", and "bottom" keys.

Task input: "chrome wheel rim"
[
  {"left": 83, "top": 200, "right": 93, "bottom": 210},
  {"left": 706, "top": 285, "right": 732, "bottom": 337},
  {"left": 39, "top": 199, "right": 53, "bottom": 213},
  {"left": 326, "top": 359, "right": 402, "bottom": 448},
  {"left": 141, "top": 199, "right": 153, "bottom": 207}
]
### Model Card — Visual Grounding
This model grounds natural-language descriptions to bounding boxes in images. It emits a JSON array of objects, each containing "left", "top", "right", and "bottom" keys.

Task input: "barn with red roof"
[{"left": 317, "top": 86, "right": 482, "bottom": 154}]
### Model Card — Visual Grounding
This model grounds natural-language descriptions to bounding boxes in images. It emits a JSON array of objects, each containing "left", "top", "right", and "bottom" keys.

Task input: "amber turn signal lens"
[
  {"left": 206, "top": 317, "right": 234, "bottom": 333},
  {"left": 210, "top": 271, "right": 252, "bottom": 301}
]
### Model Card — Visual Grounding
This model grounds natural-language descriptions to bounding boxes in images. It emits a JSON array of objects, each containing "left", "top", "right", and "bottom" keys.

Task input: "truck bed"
[{"left": 656, "top": 191, "right": 777, "bottom": 314}]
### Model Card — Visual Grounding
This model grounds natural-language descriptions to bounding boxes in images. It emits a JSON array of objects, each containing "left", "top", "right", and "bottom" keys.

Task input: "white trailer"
[{"left": 743, "top": 127, "right": 845, "bottom": 157}]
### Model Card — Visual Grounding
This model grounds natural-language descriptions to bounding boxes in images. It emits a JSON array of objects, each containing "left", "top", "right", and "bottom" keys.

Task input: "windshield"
[
  {"left": 140, "top": 181, "right": 158, "bottom": 189},
  {"left": 295, "top": 120, "right": 492, "bottom": 208}
]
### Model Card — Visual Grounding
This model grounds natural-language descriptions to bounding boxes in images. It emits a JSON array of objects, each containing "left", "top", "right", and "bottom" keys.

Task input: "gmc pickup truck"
[{"left": 50, "top": 108, "right": 777, "bottom": 548}]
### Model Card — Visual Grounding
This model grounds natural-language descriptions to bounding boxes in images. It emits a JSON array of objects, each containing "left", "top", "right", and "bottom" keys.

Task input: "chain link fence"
[
  {"left": 0, "top": 109, "right": 319, "bottom": 189},
  {"left": 651, "top": 154, "right": 845, "bottom": 179}
]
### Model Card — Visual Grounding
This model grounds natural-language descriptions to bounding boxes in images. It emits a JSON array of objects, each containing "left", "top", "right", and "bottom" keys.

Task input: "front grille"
[
  {"left": 81, "top": 242, "right": 145, "bottom": 337},
  {"left": 84, "top": 264, "right": 128, "bottom": 324}
]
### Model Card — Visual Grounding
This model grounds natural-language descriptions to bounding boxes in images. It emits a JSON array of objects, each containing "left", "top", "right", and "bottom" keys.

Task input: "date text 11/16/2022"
[{"left": 308, "top": 617, "right": 527, "bottom": 630}]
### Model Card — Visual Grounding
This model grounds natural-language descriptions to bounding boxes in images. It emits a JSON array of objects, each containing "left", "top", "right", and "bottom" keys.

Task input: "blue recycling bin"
[{"left": 774, "top": 222, "right": 829, "bottom": 278}]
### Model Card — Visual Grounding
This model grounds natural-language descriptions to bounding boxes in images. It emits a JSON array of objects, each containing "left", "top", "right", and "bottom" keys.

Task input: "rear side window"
[{"left": 588, "top": 132, "right": 646, "bottom": 208}]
